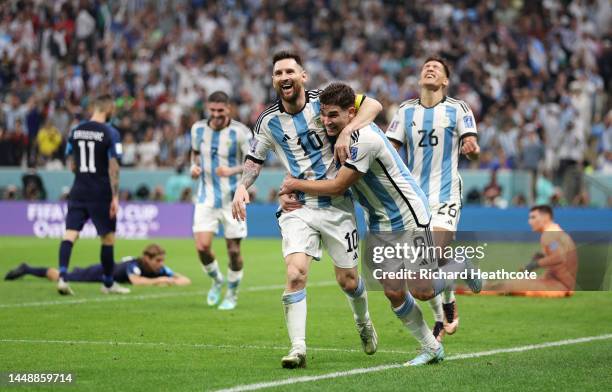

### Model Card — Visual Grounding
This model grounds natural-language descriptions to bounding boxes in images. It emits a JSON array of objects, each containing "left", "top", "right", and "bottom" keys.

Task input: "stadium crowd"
[{"left": 0, "top": 0, "right": 610, "bottom": 205}]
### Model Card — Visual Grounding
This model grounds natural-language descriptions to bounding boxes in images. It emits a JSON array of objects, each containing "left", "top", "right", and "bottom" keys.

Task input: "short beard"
[{"left": 278, "top": 85, "right": 303, "bottom": 104}]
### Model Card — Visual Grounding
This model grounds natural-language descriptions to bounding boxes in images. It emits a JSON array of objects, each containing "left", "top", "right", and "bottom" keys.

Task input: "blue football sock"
[
  {"left": 58, "top": 240, "right": 73, "bottom": 280},
  {"left": 101, "top": 245, "right": 115, "bottom": 288},
  {"left": 24, "top": 265, "right": 49, "bottom": 278}
]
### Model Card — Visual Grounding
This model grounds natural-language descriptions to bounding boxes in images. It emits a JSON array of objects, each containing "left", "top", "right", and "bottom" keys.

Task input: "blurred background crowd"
[{"left": 0, "top": 0, "right": 610, "bottom": 205}]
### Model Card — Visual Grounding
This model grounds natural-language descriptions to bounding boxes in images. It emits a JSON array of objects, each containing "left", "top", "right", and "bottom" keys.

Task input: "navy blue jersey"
[
  {"left": 65, "top": 121, "right": 122, "bottom": 202},
  {"left": 114, "top": 256, "right": 174, "bottom": 283}
]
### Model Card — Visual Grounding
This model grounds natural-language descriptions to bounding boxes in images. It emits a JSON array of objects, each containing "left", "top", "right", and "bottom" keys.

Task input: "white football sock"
[
  {"left": 394, "top": 292, "right": 439, "bottom": 350},
  {"left": 282, "top": 289, "right": 307, "bottom": 353},
  {"left": 344, "top": 277, "right": 370, "bottom": 324},
  {"left": 202, "top": 260, "right": 223, "bottom": 284},
  {"left": 428, "top": 295, "right": 444, "bottom": 322},
  {"left": 227, "top": 268, "right": 243, "bottom": 297}
]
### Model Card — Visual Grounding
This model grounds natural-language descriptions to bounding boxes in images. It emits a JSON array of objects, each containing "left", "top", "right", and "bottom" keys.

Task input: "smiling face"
[
  {"left": 320, "top": 104, "right": 355, "bottom": 136},
  {"left": 207, "top": 101, "right": 231, "bottom": 130},
  {"left": 272, "top": 58, "right": 306, "bottom": 105},
  {"left": 419, "top": 60, "right": 449, "bottom": 90}
]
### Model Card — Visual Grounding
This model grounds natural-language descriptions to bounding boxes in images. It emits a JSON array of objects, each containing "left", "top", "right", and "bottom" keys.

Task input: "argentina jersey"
[
  {"left": 191, "top": 119, "right": 252, "bottom": 208},
  {"left": 248, "top": 90, "right": 346, "bottom": 208},
  {"left": 386, "top": 96, "right": 478, "bottom": 206},
  {"left": 344, "top": 124, "right": 431, "bottom": 233}
]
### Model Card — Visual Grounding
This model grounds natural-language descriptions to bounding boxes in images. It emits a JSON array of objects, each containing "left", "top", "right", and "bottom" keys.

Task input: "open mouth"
[
  {"left": 425, "top": 73, "right": 436, "bottom": 80},
  {"left": 281, "top": 81, "right": 293, "bottom": 94}
]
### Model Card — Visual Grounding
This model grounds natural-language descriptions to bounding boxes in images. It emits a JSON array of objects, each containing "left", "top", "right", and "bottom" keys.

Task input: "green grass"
[{"left": 0, "top": 237, "right": 611, "bottom": 391}]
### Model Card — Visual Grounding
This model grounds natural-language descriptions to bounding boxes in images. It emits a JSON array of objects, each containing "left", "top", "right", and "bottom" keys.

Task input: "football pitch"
[{"left": 1, "top": 237, "right": 611, "bottom": 391}]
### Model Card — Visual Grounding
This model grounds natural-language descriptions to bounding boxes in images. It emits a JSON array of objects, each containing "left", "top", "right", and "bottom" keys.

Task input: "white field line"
[
  {"left": 0, "top": 338, "right": 411, "bottom": 355},
  {"left": 214, "top": 333, "right": 612, "bottom": 392},
  {"left": 0, "top": 281, "right": 337, "bottom": 309}
]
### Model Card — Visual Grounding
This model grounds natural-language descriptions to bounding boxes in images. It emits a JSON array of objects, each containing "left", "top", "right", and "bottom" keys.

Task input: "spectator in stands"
[
  {"left": 11, "top": 119, "right": 28, "bottom": 166},
  {"left": 21, "top": 164, "right": 46, "bottom": 201},
  {"left": 136, "top": 127, "right": 160, "bottom": 169},
  {"left": 0, "top": 0, "right": 609, "bottom": 208},
  {"left": 120, "top": 132, "right": 137, "bottom": 167},
  {"left": 483, "top": 170, "right": 507, "bottom": 208},
  {"left": 36, "top": 120, "right": 63, "bottom": 165}
]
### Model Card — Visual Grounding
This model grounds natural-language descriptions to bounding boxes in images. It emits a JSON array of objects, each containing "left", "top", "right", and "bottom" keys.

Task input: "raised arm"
[{"left": 334, "top": 96, "right": 383, "bottom": 163}]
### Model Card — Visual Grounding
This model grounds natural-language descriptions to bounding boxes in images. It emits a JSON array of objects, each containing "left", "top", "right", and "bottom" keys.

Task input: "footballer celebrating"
[
  {"left": 190, "top": 91, "right": 253, "bottom": 310},
  {"left": 232, "top": 51, "right": 382, "bottom": 369},
  {"left": 280, "top": 83, "right": 482, "bottom": 366},
  {"left": 57, "top": 95, "right": 129, "bottom": 296},
  {"left": 384, "top": 56, "right": 480, "bottom": 341}
]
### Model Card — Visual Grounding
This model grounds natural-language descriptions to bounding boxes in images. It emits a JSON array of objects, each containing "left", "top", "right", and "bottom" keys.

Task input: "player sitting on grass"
[
  {"left": 5, "top": 244, "right": 191, "bottom": 287},
  {"left": 483, "top": 205, "right": 577, "bottom": 297},
  {"left": 279, "top": 82, "right": 482, "bottom": 366}
]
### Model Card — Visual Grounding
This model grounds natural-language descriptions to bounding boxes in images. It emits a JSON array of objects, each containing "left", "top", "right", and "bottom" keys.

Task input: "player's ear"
[
  {"left": 442, "top": 77, "right": 449, "bottom": 89},
  {"left": 348, "top": 106, "right": 356, "bottom": 117}
]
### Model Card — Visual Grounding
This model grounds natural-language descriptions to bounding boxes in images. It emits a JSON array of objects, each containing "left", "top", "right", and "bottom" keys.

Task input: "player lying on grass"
[
  {"left": 482, "top": 205, "right": 576, "bottom": 297},
  {"left": 279, "top": 82, "right": 482, "bottom": 366},
  {"left": 5, "top": 244, "right": 191, "bottom": 287}
]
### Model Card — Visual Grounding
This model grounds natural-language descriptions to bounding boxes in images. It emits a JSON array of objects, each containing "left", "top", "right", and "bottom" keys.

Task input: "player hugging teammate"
[{"left": 233, "top": 52, "right": 482, "bottom": 368}]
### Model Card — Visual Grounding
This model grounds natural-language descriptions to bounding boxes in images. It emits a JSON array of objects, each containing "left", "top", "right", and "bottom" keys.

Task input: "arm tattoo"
[
  {"left": 109, "top": 158, "right": 120, "bottom": 197},
  {"left": 240, "top": 159, "right": 262, "bottom": 189}
]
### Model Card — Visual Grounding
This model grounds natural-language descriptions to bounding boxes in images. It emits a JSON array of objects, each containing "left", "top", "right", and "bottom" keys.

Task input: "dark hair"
[
  {"left": 272, "top": 51, "right": 303, "bottom": 67},
  {"left": 208, "top": 91, "right": 230, "bottom": 104},
  {"left": 319, "top": 82, "right": 355, "bottom": 110},
  {"left": 423, "top": 56, "right": 450, "bottom": 78},
  {"left": 530, "top": 205, "right": 553, "bottom": 218}
]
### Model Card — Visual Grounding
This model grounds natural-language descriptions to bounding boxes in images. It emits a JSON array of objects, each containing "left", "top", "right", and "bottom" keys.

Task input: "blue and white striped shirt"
[
  {"left": 191, "top": 119, "right": 252, "bottom": 208},
  {"left": 386, "top": 96, "right": 478, "bottom": 206},
  {"left": 345, "top": 124, "right": 431, "bottom": 232},
  {"left": 248, "top": 90, "right": 350, "bottom": 208}
]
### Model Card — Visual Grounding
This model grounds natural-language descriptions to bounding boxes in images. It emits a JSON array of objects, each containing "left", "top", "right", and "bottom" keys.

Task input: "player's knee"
[
  {"left": 336, "top": 274, "right": 358, "bottom": 292},
  {"left": 101, "top": 233, "right": 115, "bottom": 246},
  {"left": 286, "top": 265, "right": 307, "bottom": 289},
  {"left": 227, "top": 244, "right": 241, "bottom": 261},
  {"left": 410, "top": 287, "right": 434, "bottom": 301},
  {"left": 196, "top": 242, "right": 213, "bottom": 255},
  {"left": 63, "top": 230, "right": 79, "bottom": 242},
  {"left": 383, "top": 288, "right": 405, "bottom": 305}
]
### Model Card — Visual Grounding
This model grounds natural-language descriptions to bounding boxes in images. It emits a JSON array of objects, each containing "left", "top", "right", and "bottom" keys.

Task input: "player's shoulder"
[
  {"left": 253, "top": 101, "right": 282, "bottom": 134},
  {"left": 398, "top": 98, "right": 420, "bottom": 110},
  {"left": 307, "top": 89, "right": 323, "bottom": 100},
  {"left": 230, "top": 119, "right": 252, "bottom": 134},
  {"left": 445, "top": 96, "right": 471, "bottom": 114},
  {"left": 353, "top": 123, "right": 384, "bottom": 145},
  {"left": 191, "top": 119, "right": 208, "bottom": 130}
]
